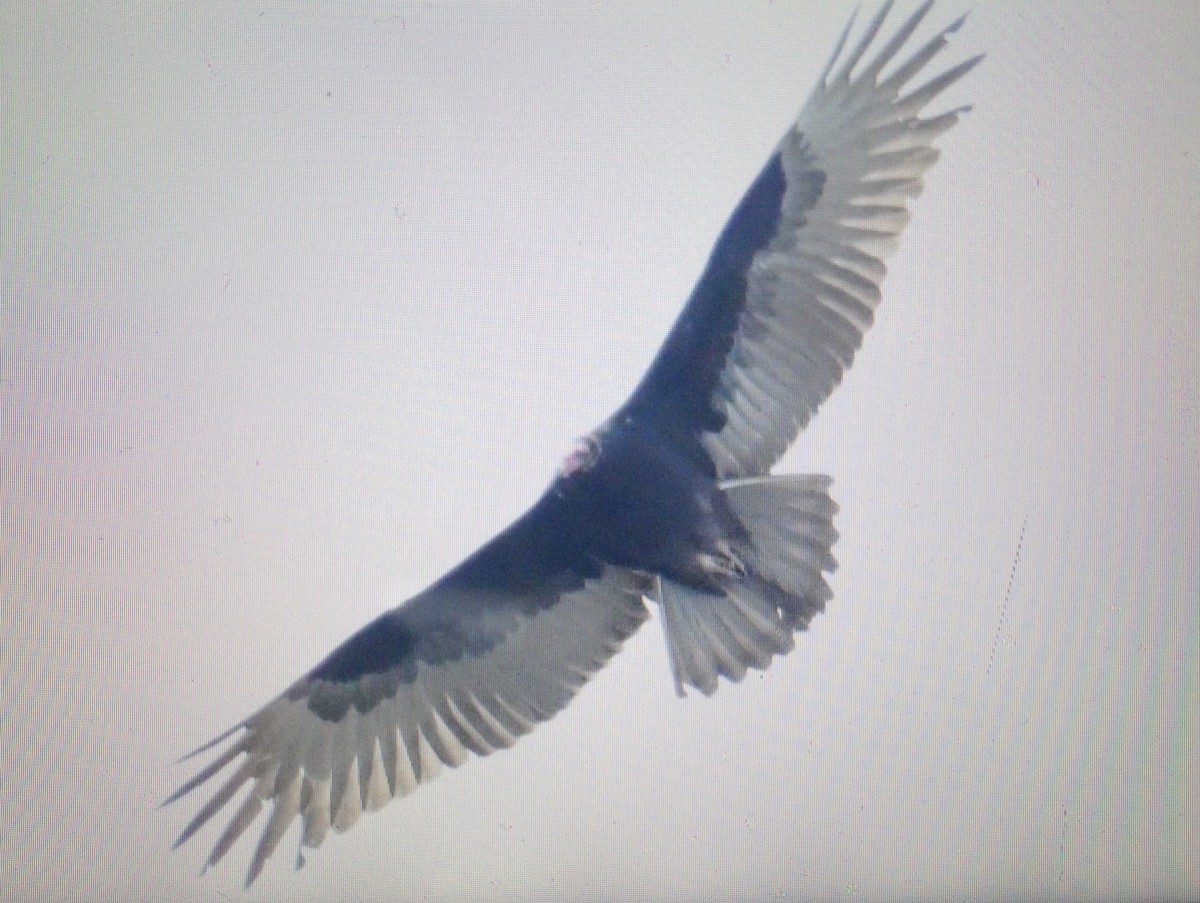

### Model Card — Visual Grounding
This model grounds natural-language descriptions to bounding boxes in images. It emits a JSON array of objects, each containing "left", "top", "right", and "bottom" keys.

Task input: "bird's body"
[
  {"left": 557, "top": 418, "right": 745, "bottom": 585},
  {"left": 169, "top": 2, "right": 980, "bottom": 887}
]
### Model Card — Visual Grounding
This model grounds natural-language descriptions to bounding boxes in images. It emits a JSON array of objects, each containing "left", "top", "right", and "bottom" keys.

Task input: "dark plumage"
[{"left": 168, "top": 2, "right": 980, "bottom": 887}]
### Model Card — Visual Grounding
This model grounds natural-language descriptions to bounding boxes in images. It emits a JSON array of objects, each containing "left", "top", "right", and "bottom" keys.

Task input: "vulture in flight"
[{"left": 169, "top": 1, "right": 980, "bottom": 887}]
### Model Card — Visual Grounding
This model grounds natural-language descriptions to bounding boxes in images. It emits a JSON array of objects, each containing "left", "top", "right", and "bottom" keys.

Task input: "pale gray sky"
[{"left": 2, "top": 2, "right": 1197, "bottom": 901}]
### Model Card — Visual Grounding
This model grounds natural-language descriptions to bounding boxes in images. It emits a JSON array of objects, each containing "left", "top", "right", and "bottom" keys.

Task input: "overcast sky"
[{"left": 2, "top": 2, "right": 1197, "bottom": 901}]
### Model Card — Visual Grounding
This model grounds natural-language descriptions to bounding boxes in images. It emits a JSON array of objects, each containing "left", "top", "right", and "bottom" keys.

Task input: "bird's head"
[{"left": 557, "top": 432, "right": 601, "bottom": 480}]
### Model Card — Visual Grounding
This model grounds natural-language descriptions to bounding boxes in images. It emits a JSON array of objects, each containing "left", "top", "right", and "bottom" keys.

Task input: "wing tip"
[
  {"left": 817, "top": 5, "right": 861, "bottom": 86},
  {"left": 961, "top": 51, "right": 987, "bottom": 75},
  {"left": 944, "top": 11, "right": 968, "bottom": 37},
  {"left": 245, "top": 859, "right": 266, "bottom": 890}
]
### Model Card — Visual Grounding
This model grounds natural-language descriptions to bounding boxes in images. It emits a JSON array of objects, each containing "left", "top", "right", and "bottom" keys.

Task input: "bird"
[{"left": 167, "top": 1, "right": 980, "bottom": 888}]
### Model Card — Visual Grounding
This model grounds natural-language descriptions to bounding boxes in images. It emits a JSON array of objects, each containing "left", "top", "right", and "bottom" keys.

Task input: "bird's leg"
[{"left": 695, "top": 541, "right": 747, "bottom": 582}]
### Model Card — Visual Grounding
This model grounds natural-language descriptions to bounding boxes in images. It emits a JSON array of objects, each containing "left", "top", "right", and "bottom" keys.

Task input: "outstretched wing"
[
  {"left": 167, "top": 499, "right": 650, "bottom": 887},
  {"left": 621, "top": 1, "right": 982, "bottom": 479}
]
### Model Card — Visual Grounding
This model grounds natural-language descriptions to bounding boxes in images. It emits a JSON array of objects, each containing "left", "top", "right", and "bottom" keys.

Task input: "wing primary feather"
[
  {"left": 817, "top": 5, "right": 859, "bottom": 86},
  {"left": 896, "top": 54, "right": 984, "bottom": 117},
  {"left": 831, "top": 0, "right": 892, "bottom": 85},
  {"left": 172, "top": 756, "right": 256, "bottom": 850},
  {"left": 859, "top": 0, "right": 934, "bottom": 82},
  {"left": 205, "top": 785, "right": 264, "bottom": 871},
  {"left": 164, "top": 736, "right": 245, "bottom": 807},
  {"left": 245, "top": 773, "right": 302, "bottom": 888},
  {"left": 174, "top": 722, "right": 246, "bottom": 765},
  {"left": 881, "top": 13, "right": 968, "bottom": 93}
]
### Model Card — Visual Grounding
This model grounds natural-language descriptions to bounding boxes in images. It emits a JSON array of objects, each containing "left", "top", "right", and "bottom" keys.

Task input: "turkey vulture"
[{"left": 169, "top": 2, "right": 980, "bottom": 887}]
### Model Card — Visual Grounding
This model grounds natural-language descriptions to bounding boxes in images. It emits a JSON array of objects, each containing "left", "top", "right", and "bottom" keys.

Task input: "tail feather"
[{"left": 657, "top": 474, "right": 838, "bottom": 697}]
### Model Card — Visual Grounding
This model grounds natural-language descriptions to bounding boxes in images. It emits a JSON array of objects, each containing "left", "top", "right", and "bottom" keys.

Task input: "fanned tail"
[{"left": 657, "top": 475, "right": 838, "bottom": 697}]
